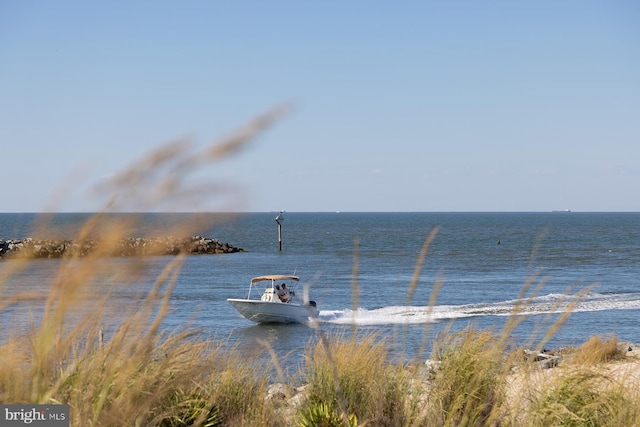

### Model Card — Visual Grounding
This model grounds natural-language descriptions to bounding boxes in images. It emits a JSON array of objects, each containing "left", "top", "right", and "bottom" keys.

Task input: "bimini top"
[{"left": 251, "top": 275, "right": 300, "bottom": 284}]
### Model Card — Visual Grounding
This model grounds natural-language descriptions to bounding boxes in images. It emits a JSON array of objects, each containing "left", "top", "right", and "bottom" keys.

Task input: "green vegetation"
[
  {"left": 301, "top": 332, "right": 412, "bottom": 427},
  {"left": 2, "top": 112, "right": 639, "bottom": 426}
]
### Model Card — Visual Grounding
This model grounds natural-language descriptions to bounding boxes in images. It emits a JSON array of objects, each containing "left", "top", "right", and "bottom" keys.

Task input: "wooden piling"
[
  {"left": 275, "top": 211, "right": 284, "bottom": 251},
  {"left": 277, "top": 222, "right": 282, "bottom": 251}
]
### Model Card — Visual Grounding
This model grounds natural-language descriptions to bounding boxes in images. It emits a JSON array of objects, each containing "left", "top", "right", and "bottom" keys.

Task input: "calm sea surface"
[{"left": 2, "top": 212, "right": 640, "bottom": 364}]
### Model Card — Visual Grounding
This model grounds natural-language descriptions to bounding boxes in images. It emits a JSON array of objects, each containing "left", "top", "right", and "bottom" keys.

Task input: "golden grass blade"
[
  {"left": 406, "top": 226, "right": 439, "bottom": 306},
  {"left": 350, "top": 236, "right": 359, "bottom": 331}
]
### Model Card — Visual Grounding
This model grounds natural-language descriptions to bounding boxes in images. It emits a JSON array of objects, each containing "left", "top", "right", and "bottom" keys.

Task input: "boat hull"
[{"left": 227, "top": 298, "right": 319, "bottom": 324}]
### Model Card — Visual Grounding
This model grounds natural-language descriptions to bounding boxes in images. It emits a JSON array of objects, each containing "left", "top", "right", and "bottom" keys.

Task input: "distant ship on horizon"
[{"left": 552, "top": 209, "right": 571, "bottom": 213}]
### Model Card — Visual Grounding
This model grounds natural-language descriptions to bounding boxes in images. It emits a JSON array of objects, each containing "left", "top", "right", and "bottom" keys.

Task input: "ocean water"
[{"left": 1, "top": 212, "right": 640, "bottom": 364}]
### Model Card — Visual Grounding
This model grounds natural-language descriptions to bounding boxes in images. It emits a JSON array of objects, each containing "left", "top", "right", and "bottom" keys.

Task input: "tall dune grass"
[
  {"left": 0, "top": 108, "right": 287, "bottom": 426},
  {"left": 2, "top": 107, "right": 640, "bottom": 426},
  {"left": 300, "top": 331, "right": 414, "bottom": 427}
]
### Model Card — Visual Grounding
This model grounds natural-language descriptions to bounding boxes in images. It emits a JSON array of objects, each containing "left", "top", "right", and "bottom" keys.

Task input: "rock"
[
  {"left": 265, "top": 383, "right": 295, "bottom": 404},
  {"left": 0, "top": 236, "right": 243, "bottom": 259},
  {"left": 523, "top": 349, "right": 561, "bottom": 369}
]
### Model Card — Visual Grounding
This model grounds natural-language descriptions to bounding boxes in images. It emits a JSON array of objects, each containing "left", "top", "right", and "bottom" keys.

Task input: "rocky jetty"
[{"left": 0, "top": 236, "right": 243, "bottom": 259}]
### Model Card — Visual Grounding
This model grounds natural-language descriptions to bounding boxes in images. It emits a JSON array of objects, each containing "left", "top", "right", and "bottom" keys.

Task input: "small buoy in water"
[{"left": 497, "top": 239, "right": 501, "bottom": 245}]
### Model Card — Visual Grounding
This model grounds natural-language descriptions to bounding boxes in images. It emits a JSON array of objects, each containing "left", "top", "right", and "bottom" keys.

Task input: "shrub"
[
  {"left": 301, "top": 332, "right": 413, "bottom": 427},
  {"left": 298, "top": 401, "right": 357, "bottom": 427},
  {"left": 528, "top": 369, "right": 630, "bottom": 427},
  {"left": 570, "top": 336, "right": 627, "bottom": 365},
  {"left": 424, "top": 327, "right": 508, "bottom": 426}
]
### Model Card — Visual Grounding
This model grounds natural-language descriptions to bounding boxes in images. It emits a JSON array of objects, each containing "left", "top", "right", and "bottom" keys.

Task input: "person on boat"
[
  {"left": 278, "top": 283, "right": 292, "bottom": 303},
  {"left": 282, "top": 283, "right": 292, "bottom": 303}
]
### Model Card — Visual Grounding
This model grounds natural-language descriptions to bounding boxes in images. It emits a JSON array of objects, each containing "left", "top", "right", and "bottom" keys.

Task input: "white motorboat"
[{"left": 227, "top": 275, "right": 319, "bottom": 324}]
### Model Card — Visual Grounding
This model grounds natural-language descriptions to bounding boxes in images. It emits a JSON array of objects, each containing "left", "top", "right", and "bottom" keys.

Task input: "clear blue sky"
[{"left": 2, "top": 1, "right": 639, "bottom": 212}]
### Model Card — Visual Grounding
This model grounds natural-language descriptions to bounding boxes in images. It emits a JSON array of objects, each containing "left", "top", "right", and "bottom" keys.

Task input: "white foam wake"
[{"left": 318, "top": 292, "right": 640, "bottom": 325}]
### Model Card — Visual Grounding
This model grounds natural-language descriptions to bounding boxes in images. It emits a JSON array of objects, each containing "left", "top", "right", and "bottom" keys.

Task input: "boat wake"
[{"left": 318, "top": 292, "right": 640, "bottom": 325}]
